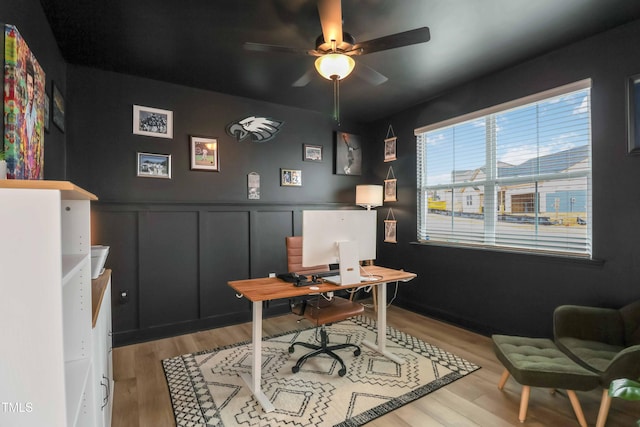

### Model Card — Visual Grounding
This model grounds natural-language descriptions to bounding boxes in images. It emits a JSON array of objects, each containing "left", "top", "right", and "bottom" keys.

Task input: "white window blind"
[{"left": 416, "top": 80, "right": 592, "bottom": 257}]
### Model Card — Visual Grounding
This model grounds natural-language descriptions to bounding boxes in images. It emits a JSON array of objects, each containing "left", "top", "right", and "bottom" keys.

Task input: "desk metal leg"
[
  {"left": 238, "top": 301, "right": 275, "bottom": 413},
  {"left": 361, "top": 282, "right": 404, "bottom": 365}
]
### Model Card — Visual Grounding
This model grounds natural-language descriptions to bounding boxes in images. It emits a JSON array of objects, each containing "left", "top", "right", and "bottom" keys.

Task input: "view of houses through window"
[{"left": 415, "top": 81, "right": 592, "bottom": 257}]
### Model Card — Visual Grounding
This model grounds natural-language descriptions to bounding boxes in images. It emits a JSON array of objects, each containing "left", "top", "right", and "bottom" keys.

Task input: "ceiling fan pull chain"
[{"left": 334, "top": 77, "right": 340, "bottom": 125}]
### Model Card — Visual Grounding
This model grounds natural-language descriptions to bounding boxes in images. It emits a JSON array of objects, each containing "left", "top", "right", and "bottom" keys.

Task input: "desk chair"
[
  {"left": 285, "top": 236, "right": 364, "bottom": 376},
  {"left": 285, "top": 236, "right": 378, "bottom": 311}
]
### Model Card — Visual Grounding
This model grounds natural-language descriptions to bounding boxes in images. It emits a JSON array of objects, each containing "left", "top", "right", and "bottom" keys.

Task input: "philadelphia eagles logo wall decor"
[{"left": 226, "top": 116, "right": 284, "bottom": 142}]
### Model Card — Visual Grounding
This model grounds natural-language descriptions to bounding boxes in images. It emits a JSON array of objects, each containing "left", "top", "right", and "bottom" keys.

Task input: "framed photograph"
[
  {"left": 628, "top": 74, "right": 640, "bottom": 154},
  {"left": 384, "top": 179, "right": 397, "bottom": 202},
  {"left": 133, "top": 105, "right": 173, "bottom": 139},
  {"left": 44, "top": 91, "right": 51, "bottom": 133},
  {"left": 384, "top": 137, "right": 397, "bottom": 162},
  {"left": 52, "top": 83, "right": 65, "bottom": 132},
  {"left": 190, "top": 136, "right": 219, "bottom": 171},
  {"left": 335, "top": 131, "right": 362, "bottom": 175},
  {"left": 303, "top": 144, "right": 323, "bottom": 162},
  {"left": 137, "top": 152, "right": 172, "bottom": 179},
  {"left": 280, "top": 168, "right": 302, "bottom": 186},
  {"left": 384, "top": 220, "right": 397, "bottom": 243}
]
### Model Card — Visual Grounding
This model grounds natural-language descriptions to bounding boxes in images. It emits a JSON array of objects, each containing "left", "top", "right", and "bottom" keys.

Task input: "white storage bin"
[{"left": 91, "top": 245, "right": 109, "bottom": 279}]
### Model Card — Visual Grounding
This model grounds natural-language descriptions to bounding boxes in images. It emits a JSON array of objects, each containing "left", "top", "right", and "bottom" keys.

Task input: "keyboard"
[
  {"left": 311, "top": 270, "right": 340, "bottom": 278},
  {"left": 323, "top": 275, "right": 376, "bottom": 285}
]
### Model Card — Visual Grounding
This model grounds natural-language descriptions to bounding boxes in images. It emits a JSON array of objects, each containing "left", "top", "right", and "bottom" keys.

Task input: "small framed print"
[
  {"left": 384, "top": 178, "right": 397, "bottom": 202},
  {"left": 628, "top": 74, "right": 640, "bottom": 154},
  {"left": 52, "top": 83, "right": 65, "bottom": 132},
  {"left": 44, "top": 91, "right": 51, "bottom": 133},
  {"left": 190, "top": 136, "right": 219, "bottom": 171},
  {"left": 384, "top": 137, "right": 397, "bottom": 162},
  {"left": 384, "top": 220, "right": 397, "bottom": 243},
  {"left": 281, "top": 168, "right": 302, "bottom": 186},
  {"left": 137, "top": 152, "right": 171, "bottom": 179},
  {"left": 303, "top": 144, "right": 323, "bottom": 162},
  {"left": 133, "top": 105, "right": 173, "bottom": 139}
]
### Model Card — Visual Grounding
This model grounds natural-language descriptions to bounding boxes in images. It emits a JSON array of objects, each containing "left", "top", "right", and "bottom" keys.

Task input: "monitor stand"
[{"left": 324, "top": 240, "right": 360, "bottom": 285}]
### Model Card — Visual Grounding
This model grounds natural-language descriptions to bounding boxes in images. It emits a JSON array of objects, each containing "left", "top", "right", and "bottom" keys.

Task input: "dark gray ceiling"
[{"left": 39, "top": 0, "right": 640, "bottom": 122}]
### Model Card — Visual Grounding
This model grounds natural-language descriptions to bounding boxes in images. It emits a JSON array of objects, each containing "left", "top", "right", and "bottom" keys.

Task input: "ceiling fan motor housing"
[{"left": 315, "top": 32, "right": 356, "bottom": 53}]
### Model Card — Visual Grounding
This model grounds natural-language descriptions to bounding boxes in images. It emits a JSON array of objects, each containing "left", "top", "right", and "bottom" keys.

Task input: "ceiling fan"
[{"left": 244, "top": 0, "right": 431, "bottom": 122}]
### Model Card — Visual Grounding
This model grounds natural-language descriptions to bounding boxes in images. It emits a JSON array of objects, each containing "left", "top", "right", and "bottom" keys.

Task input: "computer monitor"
[{"left": 302, "top": 209, "right": 377, "bottom": 269}]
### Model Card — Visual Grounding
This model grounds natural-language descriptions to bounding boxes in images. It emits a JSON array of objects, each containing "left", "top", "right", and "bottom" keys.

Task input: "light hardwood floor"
[{"left": 112, "top": 304, "right": 640, "bottom": 426}]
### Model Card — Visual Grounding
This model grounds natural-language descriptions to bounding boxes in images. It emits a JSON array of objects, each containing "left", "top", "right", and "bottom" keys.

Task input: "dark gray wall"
[
  {"left": 371, "top": 20, "right": 640, "bottom": 338},
  {"left": 7, "top": 0, "right": 640, "bottom": 345},
  {"left": 1, "top": 0, "right": 67, "bottom": 179},
  {"left": 67, "top": 66, "right": 371, "bottom": 344}
]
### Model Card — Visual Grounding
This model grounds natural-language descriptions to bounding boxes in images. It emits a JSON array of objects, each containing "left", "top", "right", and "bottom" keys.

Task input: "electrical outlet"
[{"left": 268, "top": 272, "right": 276, "bottom": 278}]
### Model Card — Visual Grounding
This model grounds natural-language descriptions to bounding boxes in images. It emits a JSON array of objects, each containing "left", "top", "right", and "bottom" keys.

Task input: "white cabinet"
[
  {"left": 0, "top": 181, "right": 98, "bottom": 426},
  {"left": 92, "top": 271, "right": 113, "bottom": 427}
]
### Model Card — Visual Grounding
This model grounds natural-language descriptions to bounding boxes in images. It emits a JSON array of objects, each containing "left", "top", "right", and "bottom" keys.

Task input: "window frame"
[{"left": 415, "top": 79, "right": 593, "bottom": 258}]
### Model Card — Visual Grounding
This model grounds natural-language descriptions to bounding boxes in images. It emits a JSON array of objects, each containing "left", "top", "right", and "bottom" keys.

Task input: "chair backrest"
[
  {"left": 285, "top": 236, "right": 329, "bottom": 274},
  {"left": 620, "top": 299, "right": 640, "bottom": 346}
]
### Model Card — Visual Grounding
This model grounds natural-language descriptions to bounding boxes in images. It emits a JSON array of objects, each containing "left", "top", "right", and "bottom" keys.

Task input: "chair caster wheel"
[
  {"left": 354, "top": 349, "right": 361, "bottom": 356},
  {"left": 288, "top": 346, "right": 295, "bottom": 353},
  {"left": 338, "top": 368, "right": 346, "bottom": 377},
  {"left": 292, "top": 366, "right": 300, "bottom": 373}
]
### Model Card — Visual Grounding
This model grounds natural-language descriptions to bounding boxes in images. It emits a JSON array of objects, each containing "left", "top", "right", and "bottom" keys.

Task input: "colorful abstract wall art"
[{"left": 3, "top": 24, "right": 46, "bottom": 179}]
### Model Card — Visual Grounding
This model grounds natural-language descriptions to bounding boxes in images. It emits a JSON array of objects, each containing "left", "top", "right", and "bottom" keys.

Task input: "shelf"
[
  {"left": 65, "top": 358, "right": 92, "bottom": 426},
  {"left": 0, "top": 180, "right": 98, "bottom": 201},
  {"left": 62, "top": 254, "right": 89, "bottom": 286}
]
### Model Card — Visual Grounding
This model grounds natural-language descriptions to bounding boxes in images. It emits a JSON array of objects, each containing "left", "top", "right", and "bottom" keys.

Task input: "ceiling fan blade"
[
  {"left": 353, "top": 62, "right": 388, "bottom": 86},
  {"left": 292, "top": 69, "right": 315, "bottom": 87},
  {"left": 317, "top": 0, "right": 343, "bottom": 47},
  {"left": 244, "top": 42, "right": 318, "bottom": 56},
  {"left": 351, "top": 27, "right": 431, "bottom": 55}
]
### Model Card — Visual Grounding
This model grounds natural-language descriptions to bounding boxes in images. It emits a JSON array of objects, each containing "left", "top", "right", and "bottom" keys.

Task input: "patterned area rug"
[{"left": 162, "top": 315, "right": 480, "bottom": 427}]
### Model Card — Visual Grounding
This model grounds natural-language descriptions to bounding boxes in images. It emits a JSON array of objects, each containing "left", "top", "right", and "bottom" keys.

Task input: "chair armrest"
[
  {"left": 554, "top": 305, "right": 625, "bottom": 345},
  {"left": 601, "top": 344, "right": 640, "bottom": 385}
]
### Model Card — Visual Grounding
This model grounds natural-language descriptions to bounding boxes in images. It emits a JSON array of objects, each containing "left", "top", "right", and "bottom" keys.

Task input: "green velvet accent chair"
[{"left": 554, "top": 300, "right": 640, "bottom": 427}]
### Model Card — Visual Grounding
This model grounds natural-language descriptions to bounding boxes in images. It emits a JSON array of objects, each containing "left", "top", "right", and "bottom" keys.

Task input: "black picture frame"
[
  {"left": 628, "top": 74, "right": 640, "bottom": 155},
  {"left": 52, "top": 83, "right": 65, "bottom": 132},
  {"left": 335, "top": 131, "right": 362, "bottom": 175},
  {"left": 303, "top": 144, "right": 323, "bottom": 162},
  {"left": 44, "top": 90, "right": 50, "bottom": 133}
]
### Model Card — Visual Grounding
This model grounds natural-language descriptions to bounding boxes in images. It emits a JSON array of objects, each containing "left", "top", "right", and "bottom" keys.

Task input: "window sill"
[{"left": 409, "top": 241, "right": 605, "bottom": 267}]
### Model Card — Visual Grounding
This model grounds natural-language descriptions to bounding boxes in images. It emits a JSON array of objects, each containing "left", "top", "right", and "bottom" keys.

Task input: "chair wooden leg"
[
  {"left": 567, "top": 390, "right": 588, "bottom": 427},
  {"left": 519, "top": 385, "right": 530, "bottom": 423},
  {"left": 372, "top": 289, "right": 378, "bottom": 313},
  {"left": 498, "top": 369, "right": 510, "bottom": 390},
  {"left": 596, "top": 388, "right": 612, "bottom": 427}
]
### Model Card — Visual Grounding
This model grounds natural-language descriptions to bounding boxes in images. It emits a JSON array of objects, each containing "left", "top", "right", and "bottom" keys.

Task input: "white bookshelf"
[{"left": 0, "top": 181, "right": 98, "bottom": 426}]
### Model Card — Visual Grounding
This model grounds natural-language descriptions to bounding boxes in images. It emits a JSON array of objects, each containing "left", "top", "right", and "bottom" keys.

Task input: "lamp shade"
[
  {"left": 315, "top": 53, "right": 355, "bottom": 80},
  {"left": 356, "top": 185, "right": 383, "bottom": 209}
]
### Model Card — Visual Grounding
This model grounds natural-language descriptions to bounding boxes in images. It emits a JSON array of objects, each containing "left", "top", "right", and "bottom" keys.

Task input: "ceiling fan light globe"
[{"left": 315, "top": 54, "right": 355, "bottom": 80}]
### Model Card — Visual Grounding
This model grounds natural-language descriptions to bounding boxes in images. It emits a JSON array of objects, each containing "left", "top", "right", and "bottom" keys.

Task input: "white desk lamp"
[{"left": 356, "top": 185, "right": 383, "bottom": 210}]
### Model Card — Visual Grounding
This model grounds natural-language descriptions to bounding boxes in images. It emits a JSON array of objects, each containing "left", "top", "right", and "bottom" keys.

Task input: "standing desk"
[{"left": 228, "top": 265, "right": 417, "bottom": 413}]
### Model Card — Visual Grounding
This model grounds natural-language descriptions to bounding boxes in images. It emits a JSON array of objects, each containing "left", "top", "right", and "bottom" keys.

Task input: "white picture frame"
[
  {"left": 133, "top": 105, "right": 173, "bottom": 139},
  {"left": 190, "top": 136, "right": 219, "bottom": 171}
]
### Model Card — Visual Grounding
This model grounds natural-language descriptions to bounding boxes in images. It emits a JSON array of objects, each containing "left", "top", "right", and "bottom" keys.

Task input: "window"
[{"left": 415, "top": 80, "right": 592, "bottom": 257}]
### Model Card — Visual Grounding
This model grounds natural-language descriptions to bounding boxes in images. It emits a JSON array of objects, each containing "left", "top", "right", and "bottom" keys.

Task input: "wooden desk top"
[{"left": 228, "top": 265, "right": 416, "bottom": 302}]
